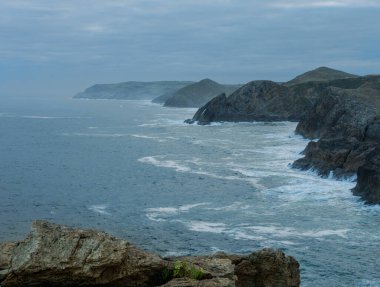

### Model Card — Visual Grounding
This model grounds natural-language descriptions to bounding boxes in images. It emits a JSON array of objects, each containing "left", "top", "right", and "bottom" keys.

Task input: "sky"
[{"left": 0, "top": 0, "right": 379, "bottom": 97}]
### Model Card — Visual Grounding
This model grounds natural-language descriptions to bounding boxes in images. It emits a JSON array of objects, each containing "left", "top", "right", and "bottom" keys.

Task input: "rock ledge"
[{"left": 0, "top": 221, "right": 300, "bottom": 287}]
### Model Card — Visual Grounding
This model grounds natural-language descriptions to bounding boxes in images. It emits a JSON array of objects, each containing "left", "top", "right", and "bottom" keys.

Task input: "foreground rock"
[{"left": 0, "top": 221, "right": 300, "bottom": 287}]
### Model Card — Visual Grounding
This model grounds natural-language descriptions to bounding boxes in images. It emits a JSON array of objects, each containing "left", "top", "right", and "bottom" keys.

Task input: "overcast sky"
[{"left": 1, "top": 0, "right": 379, "bottom": 97}]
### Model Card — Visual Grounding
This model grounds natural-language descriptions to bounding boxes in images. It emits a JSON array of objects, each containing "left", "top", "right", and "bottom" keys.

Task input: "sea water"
[{"left": 0, "top": 96, "right": 379, "bottom": 286}]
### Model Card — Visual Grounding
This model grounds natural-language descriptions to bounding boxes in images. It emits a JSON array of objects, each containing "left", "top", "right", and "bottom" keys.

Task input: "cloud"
[
  {"left": 271, "top": 0, "right": 380, "bottom": 9},
  {"left": 0, "top": 0, "right": 379, "bottom": 96},
  {"left": 82, "top": 24, "right": 106, "bottom": 34}
]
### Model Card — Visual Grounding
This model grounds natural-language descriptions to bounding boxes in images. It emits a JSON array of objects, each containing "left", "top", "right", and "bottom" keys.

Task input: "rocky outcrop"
[
  {"left": 233, "top": 249, "right": 300, "bottom": 287},
  {"left": 352, "top": 148, "right": 380, "bottom": 204},
  {"left": 293, "top": 77, "right": 380, "bottom": 204},
  {"left": 0, "top": 221, "right": 300, "bottom": 287},
  {"left": 186, "top": 70, "right": 380, "bottom": 204},
  {"left": 160, "top": 79, "right": 240, "bottom": 108},
  {"left": 188, "top": 67, "right": 361, "bottom": 125},
  {"left": 293, "top": 87, "right": 378, "bottom": 176},
  {"left": 189, "top": 80, "right": 315, "bottom": 124},
  {"left": 1, "top": 221, "right": 166, "bottom": 287},
  {"left": 294, "top": 87, "right": 377, "bottom": 139}
]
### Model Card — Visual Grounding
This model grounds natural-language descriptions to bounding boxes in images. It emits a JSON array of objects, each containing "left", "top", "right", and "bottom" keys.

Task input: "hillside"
[
  {"left": 161, "top": 79, "right": 241, "bottom": 108},
  {"left": 286, "top": 66, "right": 357, "bottom": 86},
  {"left": 74, "top": 81, "right": 193, "bottom": 100}
]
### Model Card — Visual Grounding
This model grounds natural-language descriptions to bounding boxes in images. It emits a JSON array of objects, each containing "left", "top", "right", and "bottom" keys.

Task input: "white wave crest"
[{"left": 88, "top": 204, "right": 111, "bottom": 215}]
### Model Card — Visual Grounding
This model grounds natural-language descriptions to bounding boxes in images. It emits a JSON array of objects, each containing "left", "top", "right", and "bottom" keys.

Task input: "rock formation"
[
  {"left": 189, "top": 67, "right": 360, "bottom": 124},
  {"left": 293, "top": 76, "right": 380, "bottom": 204},
  {"left": 160, "top": 79, "right": 241, "bottom": 108},
  {"left": 0, "top": 221, "right": 300, "bottom": 287},
  {"left": 187, "top": 66, "right": 380, "bottom": 204},
  {"left": 293, "top": 86, "right": 378, "bottom": 175},
  {"left": 189, "top": 80, "right": 321, "bottom": 124}
]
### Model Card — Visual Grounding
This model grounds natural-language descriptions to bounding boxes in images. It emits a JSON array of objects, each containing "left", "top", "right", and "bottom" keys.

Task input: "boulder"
[
  {"left": 0, "top": 221, "right": 301, "bottom": 287},
  {"left": 234, "top": 249, "right": 300, "bottom": 287},
  {"left": 1, "top": 221, "right": 166, "bottom": 287}
]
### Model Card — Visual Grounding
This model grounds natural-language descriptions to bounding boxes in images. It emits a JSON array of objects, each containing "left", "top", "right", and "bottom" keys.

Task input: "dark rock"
[
  {"left": 294, "top": 76, "right": 380, "bottom": 203},
  {"left": 186, "top": 70, "right": 380, "bottom": 203},
  {"left": 0, "top": 221, "right": 301, "bottom": 287},
  {"left": 191, "top": 81, "right": 308, "bottom": 124},
  {"left": 293, "top": 137, "right": 375, "bottom": 178},
  {"left": 235, "top": 249, "right": 300, "bottom": 287},
  {"left": 190, "top": 67, "right": 362, "bottom": 125},
  {"left": 295, "top": 87, "right": 377, "bottom": 140},
  {"left": 353, "top": 148, "right": 380, "bottom": 204},
  {"left": 184, "top": 119, "right": 196, "bottom": 124},
  {"left": 365, "top": 118, "right": 380, "bottom": 141}
]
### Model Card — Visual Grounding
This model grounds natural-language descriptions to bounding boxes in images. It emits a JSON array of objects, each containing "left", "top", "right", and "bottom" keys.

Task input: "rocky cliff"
[
  {"left": 293, "top": 76, "right": 380, "bottom": 203},
  {"left": 189, "top": 67, "right": 360, "bottom": 124},
  {"left": 0, "top": 221, "right": 300, "bottom": 287},
  {"left": 187, "top": 68, "right": 380, "bottom": 204},
  {"left": 189, "top": 80, "right": 321, "bottom": 124}
]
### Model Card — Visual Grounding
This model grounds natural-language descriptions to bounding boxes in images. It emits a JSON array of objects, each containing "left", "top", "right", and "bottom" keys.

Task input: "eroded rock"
[
  {"left": 353, "top": 148, "right": 380, "bottom": 204},
  {"left": 1, "top": 221, "right": 166, "bottom": 287},
  {"left": 0, "top": 221, "right": 301, "bottom": 287}
]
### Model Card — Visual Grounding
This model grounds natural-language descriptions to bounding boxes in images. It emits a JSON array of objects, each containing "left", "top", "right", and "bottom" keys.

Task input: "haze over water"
[{"left": 0, "top": 96, "right": 379, "bottom": 286}]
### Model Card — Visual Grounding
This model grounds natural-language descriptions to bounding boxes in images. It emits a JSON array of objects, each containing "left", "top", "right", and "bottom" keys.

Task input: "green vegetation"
[{"left": 162, "top": 260, "right": 205, "bottom": 281}]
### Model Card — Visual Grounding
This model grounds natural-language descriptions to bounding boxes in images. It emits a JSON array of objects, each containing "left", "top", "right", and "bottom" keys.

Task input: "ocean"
[{"left": 0, "top": 96, "right": 379, "bottom": 286}]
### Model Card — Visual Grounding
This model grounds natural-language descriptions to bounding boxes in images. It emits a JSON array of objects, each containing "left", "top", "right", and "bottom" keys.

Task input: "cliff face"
[
  {"left": 190, "top": 80, "right": 320, "bottom": 124},
  {"left": 293, "top": 76, "right": 380, "bottom": 203},
  {"left": 161, "top": 79, "right": 241, "bottom": 108},
  {"left": 187, "top": 70, "right": 380, "bottom": 204},
  {"left": 0, "top": 221, "right": 300, "bottom": 287},
  {"left": 74, "top": 81, "right": 193, "bottom": 100},
  {"left": 189, "top": 67, "right": 362, "bottom": 125}
]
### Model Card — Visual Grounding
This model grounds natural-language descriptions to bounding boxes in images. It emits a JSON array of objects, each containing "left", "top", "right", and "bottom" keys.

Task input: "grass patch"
[{"left": 162, "top": 260, "right": 205, "bottom": 281}]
